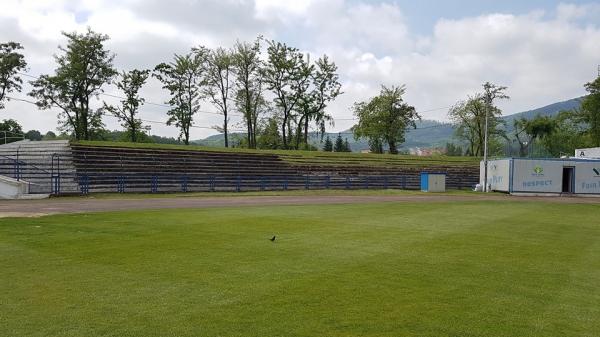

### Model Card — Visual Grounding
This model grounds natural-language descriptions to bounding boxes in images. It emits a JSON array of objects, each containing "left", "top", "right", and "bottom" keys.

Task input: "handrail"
[
  {"left": 0, "top": 153, "right": 52, "bottom": 174},
  {"left": 51, "top": 153, "right": 61, "bottom": 194}
]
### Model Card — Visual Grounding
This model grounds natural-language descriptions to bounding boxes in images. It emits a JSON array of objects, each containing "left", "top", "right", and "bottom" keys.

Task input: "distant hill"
[{"left": 193, "top": 97, "right": 583, "bottom": 151}]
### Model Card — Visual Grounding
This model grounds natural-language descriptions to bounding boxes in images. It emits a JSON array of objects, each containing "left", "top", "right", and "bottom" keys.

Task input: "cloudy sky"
[{"left": 1, "top": 0, "right": 600, "bottom": 140}]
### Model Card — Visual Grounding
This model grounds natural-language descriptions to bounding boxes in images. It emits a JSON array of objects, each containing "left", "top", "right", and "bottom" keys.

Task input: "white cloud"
[{"left": 0, "top": 0, "right": 598, "bottom": 140}]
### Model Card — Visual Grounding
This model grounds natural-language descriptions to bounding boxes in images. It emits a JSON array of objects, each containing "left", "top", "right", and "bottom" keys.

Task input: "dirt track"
[{"left": 1, "top": 193, "right": 599, "bottom": 218}]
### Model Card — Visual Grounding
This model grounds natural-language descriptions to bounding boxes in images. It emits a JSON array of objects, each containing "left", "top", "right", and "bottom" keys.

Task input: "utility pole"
[{"left": 483, "top": 97, "right": 490, "bottom": 192}]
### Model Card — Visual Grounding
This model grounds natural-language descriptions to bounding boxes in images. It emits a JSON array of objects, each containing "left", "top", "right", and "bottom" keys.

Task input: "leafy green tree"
[
  {"left": 334, "top": 133, "right": 345, "bottom": 152},
  {"left": 295, "top": 55, "right": 342, "bottom": 147},
  {"left": 446, "top": 142, "right": 463, "bottom": 156},
  {"left": 577, "top": 76, "right": 600, "bottom": 146},
  {"left": 205, "top": 47, "right": 233, "bottom": 147},
  {"left": 0, "top": 42, "right": 27, "bottom": 109},
  {"left": 542, "top": 111, "right": 591, "bottom": 157},
  {"left": 25, "top": 129, "right": 42, "bottom": 141},
  {"left": 369, "top": 138, "right": 384, "bottom": 154},
  {"left": 42, "top": 131, "right": 57, "bottom": 140},
  {"left": 0, "top": 119, "right": 23, "bottom": 144},
  {"left": 322, "top": 135, "right": 333, "bottom": 152},
  {"left": 103, "top": 69, "right": 150, "bottom": 142},
  {"left": 256, "top": 116, "right": 282, "bottom": 150},
  {"left": 29, "top": 29, "right": 116, "bottom": 140},
  {"left": 513, "top": 115, "right": 557, "bottom": 157},
  {"left": 352, "top": 85, "right": 420, "bottom": 154},
  {"left": 154, "top": 50, "right": 207, "bottom": 145},
  {"left": 449, "top": 93, "right": 506, "bottom": 157},
  {"left": 263, "top": 40, "right": 311, "bottom": 149},
  {"left": 232, "top": 38, "right": 264, "bottom": 149},
  {"left": 343, "top": 138, "right": 352, "bottom": 152}
]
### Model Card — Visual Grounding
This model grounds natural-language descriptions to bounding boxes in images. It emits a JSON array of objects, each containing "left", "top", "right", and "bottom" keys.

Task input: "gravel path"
[{"left": 1, "top": 193, "right": 598, "bottom": 217}]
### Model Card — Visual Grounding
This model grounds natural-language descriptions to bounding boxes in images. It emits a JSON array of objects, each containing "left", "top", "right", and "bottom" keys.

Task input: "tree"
[
  {"left": 0, "top": 42, "right": 27, "bottom": 109},
  {"left": 43, "top": 131, "right": 57, "bottom": 140},
  {"left": 295, "top": 55, "right": 342, "bottom": 147},
  {"left": 343, "top": 138, "right": 352, "bottom": 152},
  {"left": 449, "top": 93, "right": 506, "bottom": 157},
  {"left": 542, "top": 110, "right": 591, "bottom": 157},
  {"left": 446, "top": 142, "right": 463, "bottom": 156},
  {"left": 103, "top": 69, "right": 150, "bottom": 142},
  {"left": 334, "top": 133, "right": 345, "bottom": 152},
  {"left": 0, "top": 119, "right": 23, "bottom": 144},
  {"left": 577, "top": 76, "right": 600, "bottom": 146},
  {"left": 25, "top": 129, "right": 42, "bottom": 141},
  {"left": 482, "top": 82, "right": 510, "bottom": 155},
  {"left": 263, "top": 40, "right": 311, "bottom": 149},
  {"left": 232, "top": 38, "right": 264, "bottom": 149},
  {"left": 154, "top": 50, "right": 207, "bottom": 145},
  {"left": 256, "top": 116, "right": 282, "bottom": 150},
  {"left": 322, "top": 135, "right": 333, "bottom": 152},
  {"left": 352, "top": 85, "right": 420, "bottom": 154},
  {"left": 29, "top": 29, "right": 116, "bottom": 140},
  {"left": 205, "top": 47, "right": 233, "bottom": 147},
  {"left": 513, "top": 115, "right": 557, "bottom": 157}
]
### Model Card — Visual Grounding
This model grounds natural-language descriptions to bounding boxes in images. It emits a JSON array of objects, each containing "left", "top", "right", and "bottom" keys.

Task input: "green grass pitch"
[{"left": 1, "top": 201, "right": 600, "bottom": 336}]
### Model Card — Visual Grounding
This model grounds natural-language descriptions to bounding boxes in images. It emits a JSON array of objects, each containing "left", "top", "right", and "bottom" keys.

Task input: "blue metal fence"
[{"left": 75, "top": 174, "right": 431, "bottom": 194}]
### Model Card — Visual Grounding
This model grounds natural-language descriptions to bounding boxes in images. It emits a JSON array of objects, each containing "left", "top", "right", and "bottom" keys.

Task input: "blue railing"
[
  {"left": 0, "top": 152, "right": 63, "bottom": 195},
  {"left": 74, "top": 174, "right": 450, "bottom": 194}
]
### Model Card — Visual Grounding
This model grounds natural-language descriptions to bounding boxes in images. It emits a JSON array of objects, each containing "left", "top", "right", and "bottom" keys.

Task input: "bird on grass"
[{"left": 270, "top": 236, "right": 276, "bottom": 242}]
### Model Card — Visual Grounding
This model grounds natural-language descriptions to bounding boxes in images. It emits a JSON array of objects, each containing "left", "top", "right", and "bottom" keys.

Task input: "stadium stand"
[{"left": 0, "top": 140, "right": 479, "bottom": 195}]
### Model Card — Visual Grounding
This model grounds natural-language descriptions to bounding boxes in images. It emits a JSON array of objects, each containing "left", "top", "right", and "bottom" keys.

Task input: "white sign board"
[
  {"left": 486, "top": 159, "right": 511, "bottom": 192},
  {"left": 573, "top": 161, "right": 600, "bottom": 194},
  {"left": 575, "top": 147, "right": 600, "bottom": 158},
  {"left": 512, "top": 160, "right": 563, "bottom": 193}
]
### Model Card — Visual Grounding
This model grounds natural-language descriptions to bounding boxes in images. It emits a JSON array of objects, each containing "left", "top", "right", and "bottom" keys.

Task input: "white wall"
[
  {"left": 575, "top": 147, "right": 600, "bottom": 159},
  {"left": 511, "top": 160, "right": 563, "bottom": 193},
  {"left": 573, "top": 161, "right": 600, "bottom": 194},
  {"left": 484, "top": 159, "right": 511, "bottom": 192},
  {"left": 0, "top": 176, "right": 28, "bottom": 199}
]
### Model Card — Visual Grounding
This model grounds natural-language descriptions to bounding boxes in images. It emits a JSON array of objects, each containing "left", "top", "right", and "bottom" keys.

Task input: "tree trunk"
[
  {"left": 388, "top": 141, "right": 398, "bottom": 154},
  {"left": 131, "top": 122, "right": 137, "bottom": 142},
  {"left": 223, "top": 111, "right": 229, "bottom": 148},
  {"left": 282, "top": 115, "right": 288, "bottom": 149},
  {"left": 295, "top": 115, "right": 304, "bottom": 149},
  {"left": 246, "top": 118, "right": 252, "bottom": 148},
  {"left": 252, "top": 113, "right": 257, "bottom": 149},
  {"left": 303, "top": 114, "right": 309, "bottom": 145}
]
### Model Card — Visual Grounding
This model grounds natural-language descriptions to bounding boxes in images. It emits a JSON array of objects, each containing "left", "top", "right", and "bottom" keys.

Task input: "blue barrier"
[
  {"left": 117, "top": 176, "right": 126, "bottom": 193},
  {"left": 181, "top": 176, "right": 189, "bottom": 192},
  {"left": 74, "top": 173, "right": 473, "bottom": 194}
]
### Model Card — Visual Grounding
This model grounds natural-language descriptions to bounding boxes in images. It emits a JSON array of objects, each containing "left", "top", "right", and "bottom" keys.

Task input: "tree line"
[
  {"left": 446, "top": 76, "right": 600, "bottom": 158},
  {"left": 2, "top": 29, "right": 599, "bottom": 156},
  {"left": 0, "top": 29, "right": 342, "bottom": 149}
]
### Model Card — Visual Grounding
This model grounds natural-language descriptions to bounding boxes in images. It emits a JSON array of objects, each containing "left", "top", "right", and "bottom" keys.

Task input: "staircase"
[{"left": 0, "top": 140, "right": 79, "bottom": 195}]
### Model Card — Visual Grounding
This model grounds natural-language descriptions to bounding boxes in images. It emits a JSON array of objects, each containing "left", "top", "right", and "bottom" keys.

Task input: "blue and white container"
[{"left": 420, "top": 172, "right": 446, "bottom": 192}]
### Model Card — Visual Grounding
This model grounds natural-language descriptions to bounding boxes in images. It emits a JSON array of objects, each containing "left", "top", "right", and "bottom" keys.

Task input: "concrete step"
[{"left": 16, "top": 193, "right": 50, "bottom": 200}]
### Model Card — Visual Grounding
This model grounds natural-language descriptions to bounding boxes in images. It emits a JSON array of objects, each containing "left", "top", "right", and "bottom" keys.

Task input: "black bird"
[{"left": 270, "top": 236, "right": 276, "bottom": 242}]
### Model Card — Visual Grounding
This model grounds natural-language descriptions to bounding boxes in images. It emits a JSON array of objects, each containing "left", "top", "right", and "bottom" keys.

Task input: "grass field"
[
  {"left": 2, "top": 201, "right": 600, "bottom": 336},
  {"left": 74, "top": 140, "right": 480, "bottom": 168}
]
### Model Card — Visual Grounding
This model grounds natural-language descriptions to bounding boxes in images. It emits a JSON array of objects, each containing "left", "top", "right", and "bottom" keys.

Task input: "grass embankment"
[
  {"left": 73, "top": 140, "right": 480, "bottom": 168},
  {"left": 2, "top": 201, "right": 599, "bottom": 336}
]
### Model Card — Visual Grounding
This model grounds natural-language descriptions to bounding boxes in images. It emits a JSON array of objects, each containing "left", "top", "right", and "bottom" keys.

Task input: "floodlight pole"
[{"left": 483, "top": 97, "right": 490, "bottom": 193}]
